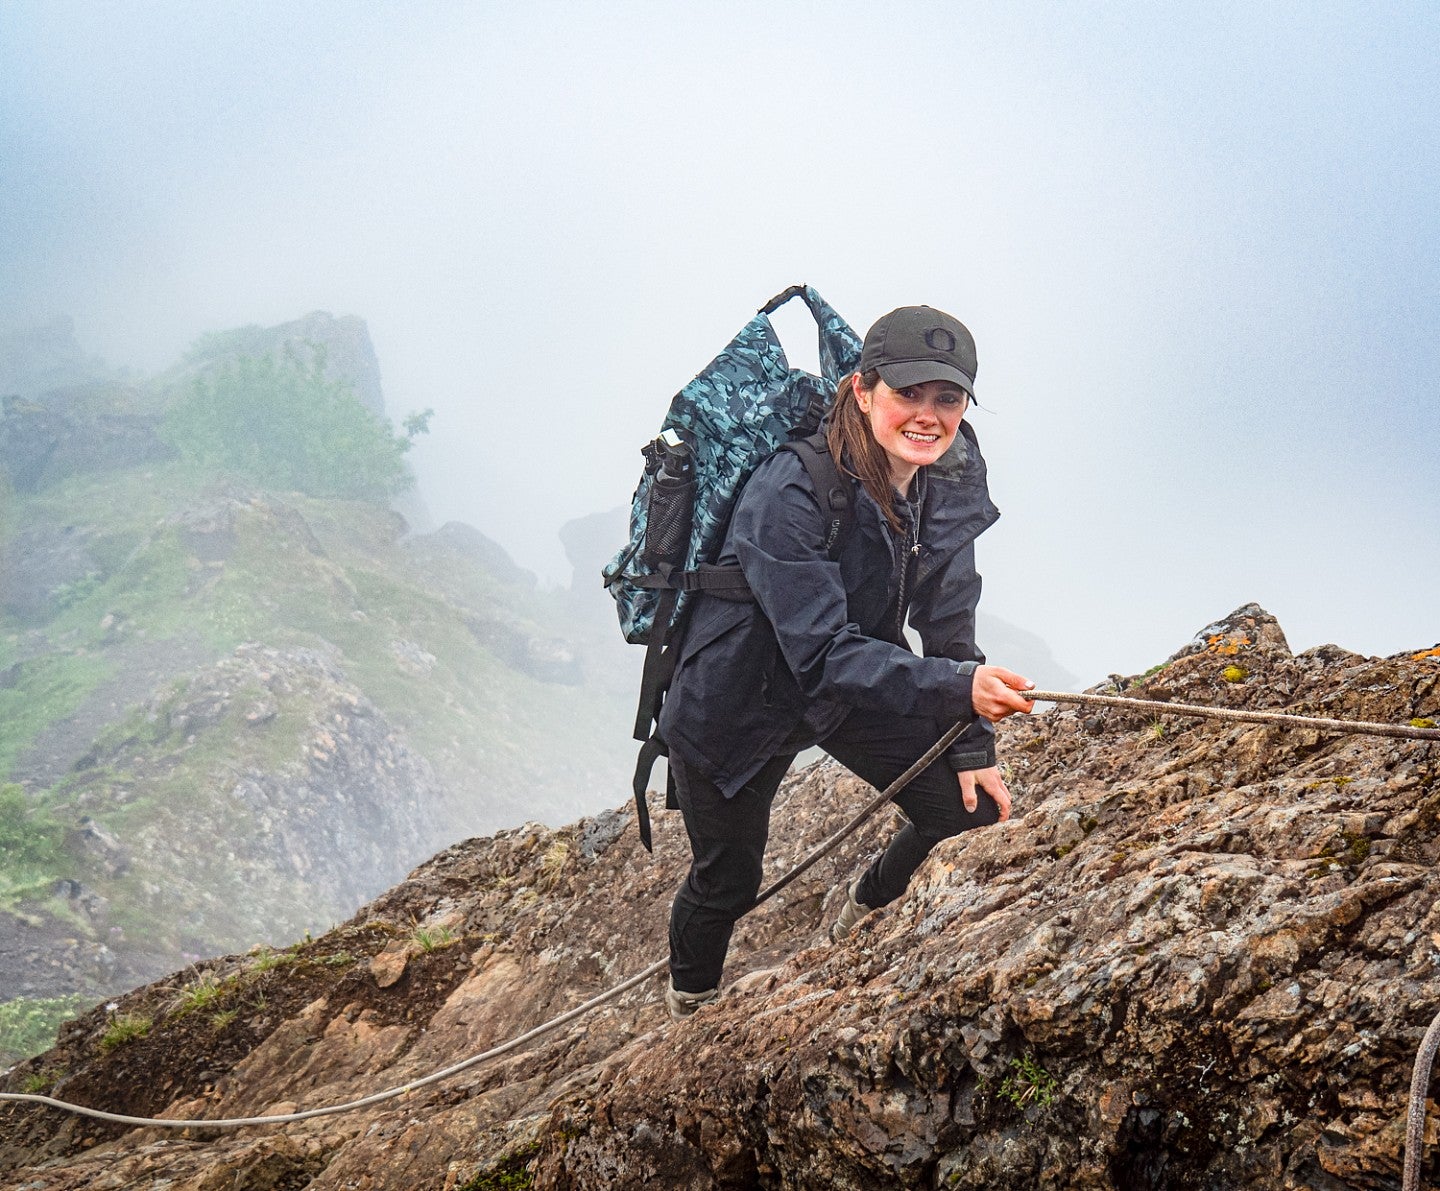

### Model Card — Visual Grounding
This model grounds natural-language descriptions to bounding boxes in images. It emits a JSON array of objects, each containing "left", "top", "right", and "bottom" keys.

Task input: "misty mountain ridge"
[{"left": 0, "top": 312, "right": 638, "bottom": 1023}]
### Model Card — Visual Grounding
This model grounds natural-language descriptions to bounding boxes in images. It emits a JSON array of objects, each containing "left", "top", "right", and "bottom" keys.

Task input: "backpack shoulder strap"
[{"left": 782, "top": 433, "right": 855, "bottom": 560}]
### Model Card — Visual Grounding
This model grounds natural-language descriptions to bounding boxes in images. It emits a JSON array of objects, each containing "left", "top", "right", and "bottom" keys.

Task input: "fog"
[{"left": 3, "top": 1, "right": 1436, "bottom": 683}]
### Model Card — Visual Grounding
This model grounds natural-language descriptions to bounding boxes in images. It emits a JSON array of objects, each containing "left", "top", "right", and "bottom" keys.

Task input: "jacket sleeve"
[
  {"left": 908, "top": 539, "right": 996, "bottom": 772},
  {"left": 730, "top": 452, "right": 980, "bottom": 726}
]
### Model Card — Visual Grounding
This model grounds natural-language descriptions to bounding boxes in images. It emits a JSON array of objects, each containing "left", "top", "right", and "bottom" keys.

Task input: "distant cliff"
[{"left": 3, "top": 606, "right": 1436, "bottom": 1189}]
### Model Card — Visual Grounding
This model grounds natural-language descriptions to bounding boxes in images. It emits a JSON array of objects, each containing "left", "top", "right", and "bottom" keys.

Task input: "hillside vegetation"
[{"left": 0, "top": 314, "right": 635, "bottom": 1064}]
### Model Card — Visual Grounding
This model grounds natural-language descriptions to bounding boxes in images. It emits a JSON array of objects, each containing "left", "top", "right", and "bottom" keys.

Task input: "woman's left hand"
[{"left": 959, "top": 766, "right": 1012, "bottom": 822}]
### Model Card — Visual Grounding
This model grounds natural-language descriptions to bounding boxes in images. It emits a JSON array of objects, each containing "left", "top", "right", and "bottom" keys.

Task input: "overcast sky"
[{"left": 2, "top": 1, "right": 1436, "bottom": 683}]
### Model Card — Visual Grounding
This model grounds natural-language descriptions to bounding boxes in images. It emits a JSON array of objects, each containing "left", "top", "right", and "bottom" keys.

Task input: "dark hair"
[{"left": 827, "top": 369, "right": 904, "bottom": 532}]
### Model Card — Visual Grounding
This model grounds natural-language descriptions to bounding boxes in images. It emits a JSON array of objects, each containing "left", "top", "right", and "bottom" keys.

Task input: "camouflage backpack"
[{"left": 602, "top": 285, "right": 863, "bottom": 848}]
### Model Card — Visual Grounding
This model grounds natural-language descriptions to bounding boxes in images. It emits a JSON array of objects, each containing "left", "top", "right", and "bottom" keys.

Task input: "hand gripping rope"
[{"left": 2, "top": 691, "right": 1437, "bottom": 1183}]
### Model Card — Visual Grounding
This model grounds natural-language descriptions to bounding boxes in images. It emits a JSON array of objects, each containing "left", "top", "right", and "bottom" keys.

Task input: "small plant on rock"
[
  {"left": 22, "top": 1066, "right": 65, "bottom": 1094},
  {"left": 99, "top": 1012, "right": 152, "bottom": 1053},
  {"left": 998, "top": 1053, "right": 1059, "bottom": 1110},
  {"left": 537, "top": 839, "right": 571, "bottom": 890},
  {"left": 410, "top": 921, "right": 459, "bottom": 953},
  {"left": 171, "top": 971, "right": 225, "bottom": 1018},
  {"left": 247, "top": 946, "right": 290, "bottom": 974}
]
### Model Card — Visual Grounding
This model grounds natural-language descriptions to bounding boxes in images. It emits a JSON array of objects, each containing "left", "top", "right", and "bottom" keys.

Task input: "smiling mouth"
[{"left": 902, "top": 431, "right": 939, "bottom": 443}]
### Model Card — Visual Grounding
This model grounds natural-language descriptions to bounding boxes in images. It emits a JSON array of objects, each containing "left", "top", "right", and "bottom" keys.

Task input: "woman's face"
[{"left": 856, "top": 375, "right": 968, "bottom": 492}]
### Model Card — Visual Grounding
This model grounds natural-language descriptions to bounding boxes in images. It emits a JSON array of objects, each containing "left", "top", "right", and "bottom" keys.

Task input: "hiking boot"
[
  {"left": 830, "top": 879, "right": 872, "bottom": 942},
  {"left": 666, "top": 977, "right": 720, "bottom": 1021}
]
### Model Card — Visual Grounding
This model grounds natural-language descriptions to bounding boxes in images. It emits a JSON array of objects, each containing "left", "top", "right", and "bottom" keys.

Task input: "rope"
[
  {"left": 6, "top": 690, "right": 1436, "bottom": 1165},
  {"left": 0, "top": 717, "right": 972, "bottom": 1131},
  {"left": 1024, "top": 689, "right": 1440, "bottom": 741},
  {"left": 1405, "top": 1007, "right": 1440, "bottom": 1191}
]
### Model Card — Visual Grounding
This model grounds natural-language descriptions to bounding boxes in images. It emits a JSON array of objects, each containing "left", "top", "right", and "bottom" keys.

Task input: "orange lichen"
[
  {"left": 1207, "top": 634, "right": 1252, "bottom": 656},
  {"left": 1412, "top": 647, "right": 1440, "bottom": 661}
]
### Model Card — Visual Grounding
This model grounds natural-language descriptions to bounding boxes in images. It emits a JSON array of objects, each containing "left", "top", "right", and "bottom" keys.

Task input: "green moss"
[
  {"left": 457, "top": 1140, "right": 542, "bottom": 1191},
  {"left": 0, "top": 994, "right": 92, "bottom": 1068},
  {"left": 1412, "top": 718, "right": 1436, "bottom": 730},
  {"left": 1339, "top": 830, "right": 1371, "bottom": 863}
]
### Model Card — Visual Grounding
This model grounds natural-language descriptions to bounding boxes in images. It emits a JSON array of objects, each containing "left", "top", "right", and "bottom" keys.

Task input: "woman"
[{"left": 657, "top": 304, "right": 1035, "bottom": 1019}]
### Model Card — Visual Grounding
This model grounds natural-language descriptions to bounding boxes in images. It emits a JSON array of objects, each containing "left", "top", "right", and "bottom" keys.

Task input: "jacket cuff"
[{"left": 946, "top": 716, "right": 995, "bottom": 772}]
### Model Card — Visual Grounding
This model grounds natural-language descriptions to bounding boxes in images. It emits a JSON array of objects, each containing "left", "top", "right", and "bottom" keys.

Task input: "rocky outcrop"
[
  {"left": 414, "top": 521, "right": 537, "bottom": 590},
  {"left": 560, "top": 507, "right": 626, "bottom": 595},
  {"left": 0, "top": 642, "right": 451, "bottom": 1003},
  {"left": 1, "top": 607, "right": 1437, "bottom": 1189},
  {"left": 0, "top": 388, "right": 175, "bottom": 494},
  {"left": 175, "top": 312, "right": 387, "bottom": 418},
  {"left": 0, "top": 317, "right": 110, "bottom": 400}
]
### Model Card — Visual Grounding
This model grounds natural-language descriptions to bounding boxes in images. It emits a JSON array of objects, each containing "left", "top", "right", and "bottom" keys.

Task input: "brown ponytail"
[{"left": 827, "top": 370, "right": 904, "bottom": 532}]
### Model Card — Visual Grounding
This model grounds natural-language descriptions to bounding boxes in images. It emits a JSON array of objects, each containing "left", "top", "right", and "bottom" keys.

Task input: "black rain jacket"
[{"left": 658, "top": 420, "right": 1001, "bottom": 798}]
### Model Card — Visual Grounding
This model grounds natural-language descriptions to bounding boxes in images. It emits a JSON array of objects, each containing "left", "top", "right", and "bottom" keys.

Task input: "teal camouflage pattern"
[{"left": 604, "top": 286, "right": 863, "bottom": 644}]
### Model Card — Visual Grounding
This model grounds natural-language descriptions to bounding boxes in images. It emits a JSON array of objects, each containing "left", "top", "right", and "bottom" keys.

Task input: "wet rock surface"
[{"left": 2, "top": 607, "right": 1438, "bottom": 1189}]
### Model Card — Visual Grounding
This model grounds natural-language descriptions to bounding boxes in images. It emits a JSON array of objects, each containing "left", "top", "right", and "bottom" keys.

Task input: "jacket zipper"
[{"left": 893, "top": 508, "right": 921, "bottom": 640}]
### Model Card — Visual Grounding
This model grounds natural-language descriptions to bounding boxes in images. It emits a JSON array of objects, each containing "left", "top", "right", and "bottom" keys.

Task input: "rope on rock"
[
  {"left": 0, "top": 717, "right": 974, "bottom": 1131},
  {"left": 1024, "top": 689, "right": 1440, "bottom": 741},
  {"left": 1404, "top": 1006, "right": 1440, "bottom": 1191},
  {"left": 4, "top": 689, "right": 1436, "bottom": 1167}
]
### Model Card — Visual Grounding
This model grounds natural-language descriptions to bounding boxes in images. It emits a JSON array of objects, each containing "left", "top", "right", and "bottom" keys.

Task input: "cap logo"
[{"left": 924, "top": 327, "right": 957, "bottom": 353}]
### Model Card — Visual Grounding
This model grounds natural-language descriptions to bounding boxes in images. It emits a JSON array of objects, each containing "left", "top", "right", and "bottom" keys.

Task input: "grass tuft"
[{"left": 99, "top": 1012, "right": 152, "bottom": 1053}]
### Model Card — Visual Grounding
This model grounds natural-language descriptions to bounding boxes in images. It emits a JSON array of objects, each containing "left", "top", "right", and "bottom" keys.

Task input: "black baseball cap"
[{"left": 858, "top": 305, "right": 977, "bottom": 396}]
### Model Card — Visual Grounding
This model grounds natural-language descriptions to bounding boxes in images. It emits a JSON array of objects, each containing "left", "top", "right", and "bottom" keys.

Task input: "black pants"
[{"left": 667, "top": 707, "right": 1001, "bottom": 993}]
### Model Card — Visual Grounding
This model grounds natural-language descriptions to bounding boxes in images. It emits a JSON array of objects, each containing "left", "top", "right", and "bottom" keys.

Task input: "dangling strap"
[
  {"left": 631, "top": 736, "right": 665, "bottom": 852},
  {"left": 629, "top": 579, "right": 681, "bottom": 853}
]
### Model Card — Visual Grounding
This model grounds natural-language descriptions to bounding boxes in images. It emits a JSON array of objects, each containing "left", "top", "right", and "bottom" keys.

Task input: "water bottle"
[{"left": 641, "top": 429, "right": 695, "bottom": 569}]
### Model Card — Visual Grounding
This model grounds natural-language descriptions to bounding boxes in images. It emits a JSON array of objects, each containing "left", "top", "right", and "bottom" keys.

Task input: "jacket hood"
[{"left": 922, "top": 420, "right": 1001, "bottom": 550}]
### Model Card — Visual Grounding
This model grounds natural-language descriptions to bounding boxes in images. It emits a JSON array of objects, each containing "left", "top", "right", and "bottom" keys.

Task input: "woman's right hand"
[{"left": 972, "top": 665, "right": 1035, "bottom": 722}]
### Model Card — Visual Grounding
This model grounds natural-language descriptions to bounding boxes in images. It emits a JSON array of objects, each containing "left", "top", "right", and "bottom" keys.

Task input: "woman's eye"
[{"left": 938, "top": 393, "right": 966, "bottom": 407}]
